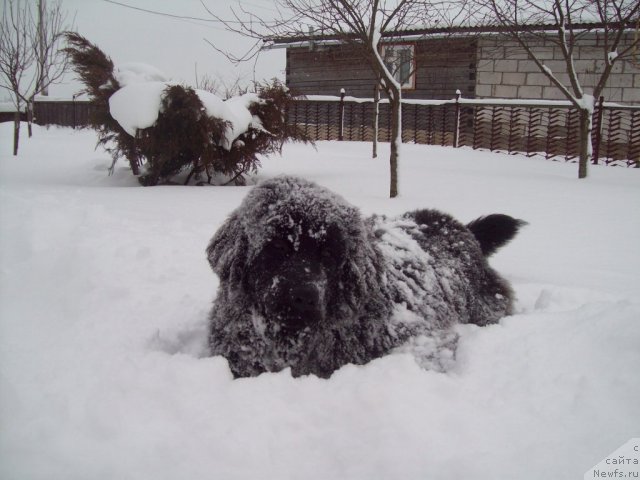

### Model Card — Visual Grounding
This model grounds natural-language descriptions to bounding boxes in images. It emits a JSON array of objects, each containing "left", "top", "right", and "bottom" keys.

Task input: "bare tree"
[
  {"left": 0, "top": 0, "right": 71, "bottom": 155},
  {"left": 195, "top": 66, "right": 251, "bottom": 99},
  {"left": 205, "top": 0, "right": 454, "bottom": 198},
  {"left": 1, "top": 0, "right": 32, "bottom": 155},
  {"left": 30, "top": 0, "right": 70, "bottom": 130},
  {"left": 473, "top": 0, "right": 639, "bottom": 179}
]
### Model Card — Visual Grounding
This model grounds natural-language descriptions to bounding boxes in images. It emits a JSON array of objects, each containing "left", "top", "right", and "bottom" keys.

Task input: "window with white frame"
[{"left": 382, "top": 44, "right": 415, "bottom": 89}]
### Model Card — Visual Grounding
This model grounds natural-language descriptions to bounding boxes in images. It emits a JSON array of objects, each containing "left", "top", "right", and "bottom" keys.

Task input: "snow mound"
[
  {"left": 195, "top": 90, "right": 262, "bottom": 150},
  {"left": 114, "top": 62, "right": 168, "bottom": 86},
  {"left": 108, "top": 81, "right": 169, "bottom": 136},
  {"left": 221, "top": 92, "right": 264, "bottom": 149}
]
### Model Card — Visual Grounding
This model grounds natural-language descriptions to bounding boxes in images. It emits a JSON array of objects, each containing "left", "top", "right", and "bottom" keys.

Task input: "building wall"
[
  {"left": 285, "top": 37, "right": 477, "bottom": 99},
  {"left": 286, "top": 44, "right": 377, "bottom": 97},
  {"left": 412, "top": 38, "right": 477, "bottom": 99},
  {"left": 284, "top": 31, "right": 639, "bottom": 104},
  {"left": 476, "top": 32, "right": 640, "bottom": 104}
]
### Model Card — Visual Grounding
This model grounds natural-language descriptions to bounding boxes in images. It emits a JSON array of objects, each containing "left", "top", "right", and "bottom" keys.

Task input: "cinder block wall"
[{"left": 475, "top": 32, "right": 640, "bottom": 104}]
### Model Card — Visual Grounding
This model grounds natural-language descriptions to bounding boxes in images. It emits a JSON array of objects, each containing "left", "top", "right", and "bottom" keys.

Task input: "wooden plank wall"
[
  {"left": 412, "top": 38, "right": 477, "bottom": 99},
  {"left": 286, "top": 37, "right": 477, "bottom": 99},
  {"left": 0, "top": 111, "right": 27, "bottom": 123},
  {"left": 33, "top": 101, "right": 98, "bottom": 128},
  {"left": 286, "top": 44, "right": 377, "bottom": 97}
]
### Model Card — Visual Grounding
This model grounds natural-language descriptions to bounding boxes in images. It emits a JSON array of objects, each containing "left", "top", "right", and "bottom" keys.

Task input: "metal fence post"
[
  {"left": 453, "top": 90, "right": 461, "bottom": 148},
  {"left": 72, "top": 94, "right": 78, "bottom": 129},
  {"left": 338, "top": 88, "right": 345, "bottom": 141}
]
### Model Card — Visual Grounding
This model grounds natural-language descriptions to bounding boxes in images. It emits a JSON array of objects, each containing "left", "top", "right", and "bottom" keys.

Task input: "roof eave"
[{"left": 265, "top": 21, "right": 636, "bottom": 49}]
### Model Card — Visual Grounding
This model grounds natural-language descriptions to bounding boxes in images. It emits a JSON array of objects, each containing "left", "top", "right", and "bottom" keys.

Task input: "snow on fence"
[
  {"left": 23, "top": 95, "right": 640, "bottom": 167},
  {"left": 288, "top": 93, "right": 640, "bottom": 167}
]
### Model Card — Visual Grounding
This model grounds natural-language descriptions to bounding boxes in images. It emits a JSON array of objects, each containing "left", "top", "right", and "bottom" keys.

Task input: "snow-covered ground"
[{"left": 1, "top": 124, "right": 638, "bottom": 480}]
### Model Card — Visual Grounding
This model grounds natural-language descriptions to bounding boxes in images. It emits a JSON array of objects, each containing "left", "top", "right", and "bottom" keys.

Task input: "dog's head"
[
  {"left": 245, "top": 219, "right": 348, "bottom": 331},
  {"left": 207, "top": 176, "right": 389, "bottom": 333}
]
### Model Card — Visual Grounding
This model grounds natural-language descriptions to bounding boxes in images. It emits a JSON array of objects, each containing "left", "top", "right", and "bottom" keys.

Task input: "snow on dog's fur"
[{"left": 206, "top": 176, "right": 525, "bottom": 378}]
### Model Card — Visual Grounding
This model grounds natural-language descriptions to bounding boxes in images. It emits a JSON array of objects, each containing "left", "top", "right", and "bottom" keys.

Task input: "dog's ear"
[
  {"left": 466, "top": 214, "right": 527, "bottom": 257},
  {"left": 206, "top": 214, "right": 246, "bottom": 281},
  {"left": 332, "top": 223, "right": 392, "bottom": 317}
]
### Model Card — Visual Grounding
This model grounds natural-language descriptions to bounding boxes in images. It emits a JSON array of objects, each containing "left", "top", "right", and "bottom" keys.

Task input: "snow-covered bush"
[
  {"left": 133, "top": 85, "right": 229, "bottom": 186},
  {"left": 64, "top": 33, "right": 310, "bottom": 186},
  {"left": 213, "top": 79, "right": 311, "bottom": 185},
  {"left": 63, "top": 33, "right": 139, "bottom": 174}
]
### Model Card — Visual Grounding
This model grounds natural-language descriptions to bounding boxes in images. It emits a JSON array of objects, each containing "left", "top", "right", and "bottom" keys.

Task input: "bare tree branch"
[
  {"left": 471, "top": 0, "right": 640, "bottom": 178},
  {"left": 0, "top": 0, "right": 36, "bottom": 107},
  {"left": 33, "top": 0, "right": 72, "bottom": 96},
  {"left": 201, "top": 0, "right": 461, "bottom": 197},
  {"left": 0, "top": 0, "right": 73, "bottom": 153}
]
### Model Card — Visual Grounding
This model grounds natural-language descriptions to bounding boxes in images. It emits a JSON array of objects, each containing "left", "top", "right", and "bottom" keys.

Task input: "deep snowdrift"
[{"left": 1, "top": 124, "right": 638, "bottom": 480}]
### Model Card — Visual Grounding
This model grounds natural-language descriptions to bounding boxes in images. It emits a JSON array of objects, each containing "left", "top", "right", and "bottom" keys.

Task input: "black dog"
[{"left": 207, "top": 176, "right": 525, "bottom": 378}]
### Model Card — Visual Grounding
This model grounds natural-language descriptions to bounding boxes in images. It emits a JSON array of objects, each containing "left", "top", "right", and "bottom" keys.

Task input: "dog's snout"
[
  {"left": 291, "top": 283, "right": 321, "bottom": 311},
  {"left": 259, "top": 256, "right": 328, "bottom": 331},
  {"left": 267, "top": 280, "right": 325, "bottom": 331}
]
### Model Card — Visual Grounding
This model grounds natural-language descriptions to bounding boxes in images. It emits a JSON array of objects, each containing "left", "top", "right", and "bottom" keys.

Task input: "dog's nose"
[
  {"left": 291, "top": 283, "right": 320, "bottom": 310},
  {"left": 284, "top": 283, "right": 323, "bottom": 330}
]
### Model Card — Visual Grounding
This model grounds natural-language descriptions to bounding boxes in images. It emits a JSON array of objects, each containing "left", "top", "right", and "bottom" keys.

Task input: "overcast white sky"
[{"left": 49, "top": 0, "right": 286, "bottom": 98}]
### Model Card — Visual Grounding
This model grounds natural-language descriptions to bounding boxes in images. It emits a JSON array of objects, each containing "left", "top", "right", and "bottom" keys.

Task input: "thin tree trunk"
[
  {"left": 578, "top": 107, "right": 591, "bottom": 179},
  {"left": 13, "top": 112, "right": 20, "bottom": 156},
  {"left": 389, "top": 88, "right": 401, "bottom": 198},
  {"left": 129, "top": 133, "right": 141, "bottom": 176},
  {"left": 372, "top": 82, "right": 379, "bottom": 159},
  {"left": 129, "top": 157, "right": 140, "bottom": 176},
  {"left": 27, "top": 101, "right": 33, "bottom": 137}
]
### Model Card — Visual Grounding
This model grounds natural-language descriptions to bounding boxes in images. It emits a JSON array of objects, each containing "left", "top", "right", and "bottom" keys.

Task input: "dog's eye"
[
  {"left": 321, "top": 228, "right": 346, "bottom": 261},
  {"left": 267, "top": 238, "right": 291, "bottom": 256},
  {"left": 320, "top": 248, "right": 335, "bottom": 263}
]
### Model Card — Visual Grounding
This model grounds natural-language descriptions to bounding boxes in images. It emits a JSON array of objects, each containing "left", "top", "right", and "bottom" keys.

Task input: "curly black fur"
[
  {"left": 206, "top": 176, "right": 525, "bottom": 378},
  {"left": 467, "top": 214, "right": 528, "bottom": 257}
]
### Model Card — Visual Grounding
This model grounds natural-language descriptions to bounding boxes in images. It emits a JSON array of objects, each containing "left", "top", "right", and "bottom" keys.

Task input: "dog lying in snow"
[{"left": 206, "top": 176, "right": 525, "bottom": 378}]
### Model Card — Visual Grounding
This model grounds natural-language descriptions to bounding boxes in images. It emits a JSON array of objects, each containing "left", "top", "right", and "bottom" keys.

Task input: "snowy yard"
[{"left": 1, "top": 123, "right": 638, "bottom": 479}]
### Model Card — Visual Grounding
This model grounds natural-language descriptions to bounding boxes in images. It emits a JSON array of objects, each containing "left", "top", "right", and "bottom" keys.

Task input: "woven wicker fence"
[
  {"left": 30, "top": 96, "right": 640, "bottom": 167},
  {"left": 288, "top": 94, "right": 640, "bottom": 167}
]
